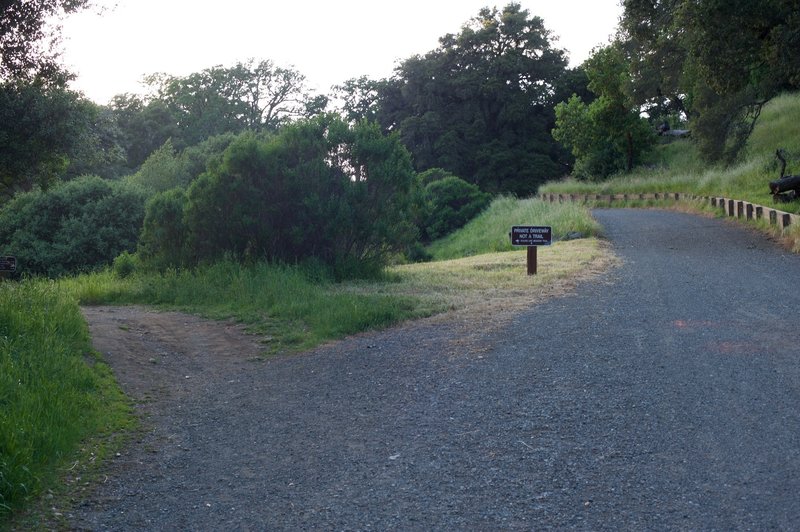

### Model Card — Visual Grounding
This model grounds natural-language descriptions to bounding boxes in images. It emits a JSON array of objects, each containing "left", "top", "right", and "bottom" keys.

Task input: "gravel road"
[{"left": 71, "top": 209, "right": 800, "bottom": 530}]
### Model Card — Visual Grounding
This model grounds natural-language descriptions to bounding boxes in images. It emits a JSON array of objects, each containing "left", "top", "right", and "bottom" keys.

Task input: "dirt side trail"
[
  {"left": 69, "top": 209, "right": 800, "bottom": 530},
  {"left": 80, "top": 306, "right": 267, "bottom": 409}
]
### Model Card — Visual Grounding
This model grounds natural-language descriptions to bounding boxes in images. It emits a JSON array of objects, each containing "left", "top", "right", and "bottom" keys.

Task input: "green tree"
[
  {"left": 0, "top": 0, "right": 91, "bottom": 81},
  {"left": 137, "top": 187, "right": 188, "bottom": 270},
  {"left": 421, "top": 174, "right": 491, "bottom": 241},
  {"left": 621, "top": 0, "right": 800, "bottom": 162},
  {"left": 552, "top": 43, "right": 655, "bottom": 179},
  {"left": 376, "top": 3, "right": 569, "bottom": 195},
  {"left": 65, "top": 102, "right": 128, "bottom": 179},
  {"left": 142, "top": 59, "right": 318, "bottom": 147},
  {"left": 333, "top": 76, "right": 385, "bottom": 123},
  {"left": 144, "top": 117, "right": 416, "bottom": 276},
  {"left": 109, "top": 93, "right": 181, "bottom": 171},
  {"left": 0, "top": 80, "right": 93, "bottom": 199}
]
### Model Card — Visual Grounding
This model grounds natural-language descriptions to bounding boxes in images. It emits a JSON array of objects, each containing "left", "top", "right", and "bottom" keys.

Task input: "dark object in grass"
[{"left": 770, "top": 149, "right": 800, "bottom": 202}]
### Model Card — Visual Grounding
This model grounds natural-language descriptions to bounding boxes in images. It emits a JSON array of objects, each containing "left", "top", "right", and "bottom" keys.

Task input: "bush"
[
  {"left": 137, "top": 188, "right": 188, "bottom": 270},
  {"left": 0, "top": 176, "right": 146, "bottom": 277},
  {"left": 112, "top": 250, "right": 138, "bottom": 278},
  {"left": 143, "top": 117, "right": 417, "bottom": 277},
  {"left": 422, "top": 175, "right": 491, "bottom": 240}
]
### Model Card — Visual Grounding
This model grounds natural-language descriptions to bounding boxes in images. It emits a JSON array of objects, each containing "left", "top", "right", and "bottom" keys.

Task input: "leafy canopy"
[
  {"left": 621, "top": 0, "right": 800, "bottom": 162},
  {"left": 373, "top": 3, "right": 570, "bottom": 194},
  {"left": 0, "top": 0, "right": 91, "bottom": 81},
  {"left": 552, "top": 43, "right": 655, "bottom": 179}
]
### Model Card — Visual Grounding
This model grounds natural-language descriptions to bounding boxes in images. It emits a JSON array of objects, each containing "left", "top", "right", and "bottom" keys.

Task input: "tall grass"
[
  {"left": 427, "top": 196, "right": 602, "bottom": 260},
  {"left": 0, "top": 280, "right": 131, "bottom": 519},
  {"left": 540, "top": 92, "right": 800, "bottom": 215},
  {"left": 62, "top": 260, "right": 424, "bottom": 353}
]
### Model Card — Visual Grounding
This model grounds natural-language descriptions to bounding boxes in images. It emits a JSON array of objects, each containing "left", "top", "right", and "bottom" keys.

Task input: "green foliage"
[
  {"left": 63, "top": 260, "right": 422, "bottom": 353},
  {"left": 417, "top": 167, "right": 454, "bottom": 186},
  {"left": 0, "top": 176, "right": 146, "bottom": 277},
  {"left": 377, "top": 3, "right": 569, "bottom": 195},
  {"left": 140, "top": 117, "right": 416, "bottom": 277},
  {"left": 542, "top": 92, "right": 800, "bottom": 215},
  {"left": 0, "top": 280, "right": 131, "bottom": 518},
  {"left": 137, "top": 188, "right": 188, "bottom": 270},
  {"left": 125, "top": 139, "right": 189, "bottom": 194},
  {"left": 125, "top": 133, "right": 238, "bottom": 198},
  {"left": 112, "top": 250, "right": 138, "bottom": 278},
  {"left": 621, "top": 0, "right": 800, "bottom": 163},
  {"left": 427, "top": 196, "right": 602, "bottom": 260},
  {"left": 0, "top": 80, "right": 93, "bottom": 199},
  {"left": 0, "top": 0, "right": 91, "bottom": 81},
  {"left": 140, "top": 59, "right": 319, "bottom": 148},
  {"left": 553, "top": 44, "right": 656, "bottom": 179},
  {"left": 421, "top": 175, "right": 491, "bottom": 241},
  {"left": 109, "top": 94, "right": 180, "bottom": 171},
  {"left": 332, "top": 76, "right": 384, "bottom": 124}
]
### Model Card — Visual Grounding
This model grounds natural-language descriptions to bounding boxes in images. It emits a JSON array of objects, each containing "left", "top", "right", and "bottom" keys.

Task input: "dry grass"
[{"left": 340, "top": 238, "right": 619, "bottom": 332}]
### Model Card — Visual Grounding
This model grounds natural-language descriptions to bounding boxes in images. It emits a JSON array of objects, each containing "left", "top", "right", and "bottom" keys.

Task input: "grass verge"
[
  {"left": 541, "top": 93, "right": 800, "bottom": 213},
  {"left": 0, "top": 280, "right": 133, "bottom": 527}
]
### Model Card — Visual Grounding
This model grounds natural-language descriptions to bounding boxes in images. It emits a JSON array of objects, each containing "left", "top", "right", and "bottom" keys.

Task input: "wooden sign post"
[{"left": 510, "top": 226, "right": 552, "bottom": 275}]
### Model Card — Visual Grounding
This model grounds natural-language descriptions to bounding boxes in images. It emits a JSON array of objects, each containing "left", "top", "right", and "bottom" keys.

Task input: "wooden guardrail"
[{"left": 539, "top": 192, "right": 800, "bottom": 231}]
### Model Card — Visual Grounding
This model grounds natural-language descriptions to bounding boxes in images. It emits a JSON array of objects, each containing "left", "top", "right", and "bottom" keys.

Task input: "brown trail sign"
[{"left": 509, "top": 226, "right": 552, "bottom": 275}]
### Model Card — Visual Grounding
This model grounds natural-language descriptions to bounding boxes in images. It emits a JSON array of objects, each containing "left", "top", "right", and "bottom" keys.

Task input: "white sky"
[{"left": 60, "top": 0, "right": 623, "bottom": 104}]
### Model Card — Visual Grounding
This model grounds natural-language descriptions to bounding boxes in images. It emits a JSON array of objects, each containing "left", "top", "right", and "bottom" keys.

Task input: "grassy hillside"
[
  {"left": 541, "top": 92, "right": 800, "bottom": 214},
  {"left": 427, "top": 196, "right": 602, "bottom": 260}
]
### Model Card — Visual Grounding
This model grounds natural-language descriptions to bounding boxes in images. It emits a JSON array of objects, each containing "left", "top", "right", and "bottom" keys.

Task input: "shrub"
[
  {"left": 124, "top": 134, "right": 238, "bottom": 197},
  {"left": 0, "top": 176, "right": 146, "bottom": 277},
  {"left": 422, "top": 175, "right": 491, "bottom": 240},
  {"left": 137, "top": 188, "right": 188, "bottom": 270},
  {"left": 143, "top": 117, "right": 417, "bottom": 277},
  {"left": 112, "top": 250, "right": 138, "bottom": 278}
]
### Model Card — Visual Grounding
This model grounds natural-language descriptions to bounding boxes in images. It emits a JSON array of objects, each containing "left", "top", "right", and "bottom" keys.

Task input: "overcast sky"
[{"left": 60, "top": 0, "right": 623, "bottom": 104}]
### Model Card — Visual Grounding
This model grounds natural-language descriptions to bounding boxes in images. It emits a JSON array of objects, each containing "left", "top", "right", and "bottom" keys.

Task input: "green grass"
[
  {"left": 427, "top": 196, "right": 602, "bottom": 260},
  {"left": 0, "top": 280, "right": 132, "bottom": 522},
  {"left": 62, "top": 260, "right": 426, "bottom": 354}
]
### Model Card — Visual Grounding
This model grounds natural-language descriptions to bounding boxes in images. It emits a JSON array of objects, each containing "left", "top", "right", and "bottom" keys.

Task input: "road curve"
[{"left": 72, "top": 209, "right": 800, "bottom": 530}]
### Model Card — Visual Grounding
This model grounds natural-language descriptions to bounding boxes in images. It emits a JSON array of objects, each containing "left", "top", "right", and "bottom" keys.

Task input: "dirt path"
[
  {"left": 80, "top": 306, "right": 266, "bottom": 410},
  {"left": 69, "top": 210, "right": 800, "bottom": 530}
]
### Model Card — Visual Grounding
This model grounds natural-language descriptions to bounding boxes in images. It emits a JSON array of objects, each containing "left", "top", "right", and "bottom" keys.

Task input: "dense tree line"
[{"left": 338, "top": 3, "right": 578, "bottom": 195}]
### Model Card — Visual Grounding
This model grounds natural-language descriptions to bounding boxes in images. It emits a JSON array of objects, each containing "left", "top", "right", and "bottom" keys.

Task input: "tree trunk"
[
  {"left": 626, "top": 131, "right": 633, "bottom": 172},
  {"left": 776, "top": 149, "right": 787, "bottom": 178}
]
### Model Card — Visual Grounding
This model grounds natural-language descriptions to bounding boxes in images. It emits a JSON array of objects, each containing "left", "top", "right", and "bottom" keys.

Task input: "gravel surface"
[{"left": 71, "top": 209, "right": 800, "bottom": 530}]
